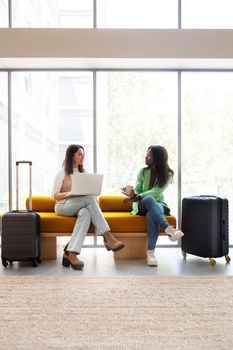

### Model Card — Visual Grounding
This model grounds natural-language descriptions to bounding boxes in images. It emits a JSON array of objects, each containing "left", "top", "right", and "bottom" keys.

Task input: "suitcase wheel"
[
  {"left": 36, "top": 257, "right": 42, "bottom": 264},
  {"left": 209, "top": 258, "right": 216, "bottom": 266},
  {"left": 182, "top": 251, "right": 187, "bottom": 259},
  {"left": 2, "top": 259, "right": 8, "bottom": 268},
  {"left": 225, "top": 255, "right": 231, "bottom": 264},
  {"left": 31, "top": 259, "right": 38, "bottom": 268}
]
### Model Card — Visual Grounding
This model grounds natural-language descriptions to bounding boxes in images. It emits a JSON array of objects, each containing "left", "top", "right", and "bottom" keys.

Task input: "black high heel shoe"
[
  {"left": 63, "top": 243, "right": 69, "bottom": 252},
  {"left": 62, "top": 251, "right": 84, "bottom": 270},
  {"left": 103, "top": 237, "right": 125, "bottom": 252}
]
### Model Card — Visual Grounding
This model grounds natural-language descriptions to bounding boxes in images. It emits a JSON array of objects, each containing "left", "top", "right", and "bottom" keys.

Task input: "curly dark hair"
[
  {"left": 63, "top": 144, "right": 85, "bottom": 175},
  {"left": 144, "top": 145, "right": 174, "bottom": 188}
]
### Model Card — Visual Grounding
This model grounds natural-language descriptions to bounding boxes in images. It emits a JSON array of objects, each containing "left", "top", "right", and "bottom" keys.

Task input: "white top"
[
  {"left": 52, "top": 169, "right": 65, "bottom": 197},
  {"left": 52, "top": 168, "right": 84, "bottom": 197}
]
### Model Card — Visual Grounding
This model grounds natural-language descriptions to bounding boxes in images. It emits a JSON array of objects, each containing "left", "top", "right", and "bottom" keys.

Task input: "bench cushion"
[
  {"left": 26, "top": 195, "right": 132, "bottom": 212},
  {"left": 98, "top": 195, "right": 132, "bottom": 211},
  {"left": 25, "top": 195, "right": 176, "bottom": 235},
  {"left": 38, "top": 212, "right": 76, "bottom": 233},
  {"left": 103, "top": 212, "right": 176, "bottom": 232},
  {"left": 26, "top": 196, "right": 55, "bottom": 212},
  {"left": 38, "top": 212, "right": 176, "bottom": 233}
]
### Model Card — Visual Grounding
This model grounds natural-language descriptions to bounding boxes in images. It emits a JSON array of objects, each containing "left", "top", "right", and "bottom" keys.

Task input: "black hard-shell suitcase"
[
  {"left": 181, "top": 195, "right": 231, "bottom": 265},
  {"left": 1, "top": 161, "right": 41, "bottom": 268}
]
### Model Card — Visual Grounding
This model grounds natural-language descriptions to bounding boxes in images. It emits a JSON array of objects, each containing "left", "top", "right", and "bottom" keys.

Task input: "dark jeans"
[{"left": 138, "top": 196, "right": 169, "bottom": 250}]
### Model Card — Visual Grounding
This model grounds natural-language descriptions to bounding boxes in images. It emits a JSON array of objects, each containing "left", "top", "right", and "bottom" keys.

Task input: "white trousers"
[{"left": 55, "top": 196, "right": 110, "bottom": 254}]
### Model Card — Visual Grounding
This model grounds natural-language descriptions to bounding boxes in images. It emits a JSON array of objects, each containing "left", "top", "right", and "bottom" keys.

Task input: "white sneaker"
[
  {"left": 165, "top": 225, "right": 184, "bottom": 242},
  {"left": 146, "top": 250, "right": 158, "bottom": 266}
]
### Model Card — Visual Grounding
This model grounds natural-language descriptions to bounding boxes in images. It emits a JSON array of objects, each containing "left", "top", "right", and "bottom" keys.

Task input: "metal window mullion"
[
  {"left": 93, "top": 0, "right": 97, "bottom": 28},
  {"left": 177, "top": 71, "right": 182, "bottom": 243},
  {"left": 93, "top": 70, "right": 98, "bottom": 247},
  {"left": 178, "top": 0, "right": 182, "bottom": 29},
  {"left": 8, "top": 0, "right": 12, "bottom": 27},
  {"left": 93, "top": 71, "right": 97, "bottom": 173},
  {"left": 8, "top": 71, "right": 12, "bottom": 211}
]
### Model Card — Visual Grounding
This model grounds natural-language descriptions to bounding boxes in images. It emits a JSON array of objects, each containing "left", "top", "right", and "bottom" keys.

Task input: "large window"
[
  {"left": 12, "top": 0, "right": 93, "bottom": 28},
  {"left": 2, "top": 70, "right": 233, "bottom": 245},
  {"left": 182, "top": 0, "right": 233, "bottom": 28},
  {"left": 97, "top": 72, "right": 178, "bottom": 245},
  {"left": 0, "top": 0, "right": 8, "bottom": 27},
  {"left": 0, "top": 72, "right": 8, "bottom": 213},
  {"left": 11, "top": 71, "right": 93, "bottom": 208},
  {"left": 57, "top": 72, "right": 93, "bottom": 171},
  {"left": 3, "top": 0, "right": 233, "bottom": 29},
  {"left": 8, "top": 0, "right": 178, "bottom": 28},
  {"left": 97, "top": 0, "right": 178, "bottom": 28},
  {"left": 97, "top": 72, "right": 178, "bottom": 232},
  {"left": 182, "top": 72, "right": 233, "bottom": 244}
]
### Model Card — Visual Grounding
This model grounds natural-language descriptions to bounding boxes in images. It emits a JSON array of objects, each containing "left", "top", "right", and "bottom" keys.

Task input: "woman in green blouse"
[{"left": 122, "top": 145, "right": 184, "bottom": 266}]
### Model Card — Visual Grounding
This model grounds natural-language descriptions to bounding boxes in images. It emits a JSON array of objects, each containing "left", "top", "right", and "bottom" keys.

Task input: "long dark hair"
[
  {"left": 144, "top": 145, "right": 174, "bottom": 188},
  {"left": 63, "top": 144, "right": 84, "bottom": 175}
]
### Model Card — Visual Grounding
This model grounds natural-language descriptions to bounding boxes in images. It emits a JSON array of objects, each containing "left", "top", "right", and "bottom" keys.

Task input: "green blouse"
[{"left": 131, "top": 167, "right": 172, "bottom": 215}]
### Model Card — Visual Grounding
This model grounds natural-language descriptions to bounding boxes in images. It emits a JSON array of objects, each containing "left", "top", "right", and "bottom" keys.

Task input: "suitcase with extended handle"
[
  {"left": 181, "top": 195, "right": 231, "bottom": 265},
  {"left": 1, "top": 161, "right": 41, "bottom": 267}
]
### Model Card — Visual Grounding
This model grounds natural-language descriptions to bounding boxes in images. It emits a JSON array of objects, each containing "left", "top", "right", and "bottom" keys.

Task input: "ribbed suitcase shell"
[
  {"left": 181, "top": 196, "right": 228, "bottom": 258},
  {"left": 2, "top": 211, "right": 40, "bottom": 262}
]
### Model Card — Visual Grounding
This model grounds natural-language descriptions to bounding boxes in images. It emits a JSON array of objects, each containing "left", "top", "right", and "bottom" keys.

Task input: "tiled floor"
[{"left": 1, "top": 238, "right": 232, "bottom": 277}]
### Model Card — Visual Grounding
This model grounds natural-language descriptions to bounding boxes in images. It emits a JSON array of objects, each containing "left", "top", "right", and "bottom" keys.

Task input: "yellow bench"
[{"left": 25, "top": 195, "right": 176, "bottom": 260}]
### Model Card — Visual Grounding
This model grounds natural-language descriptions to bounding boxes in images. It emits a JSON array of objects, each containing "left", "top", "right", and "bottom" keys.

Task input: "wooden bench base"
[
  {"left": 113, "top": 233, "right": 147, "bottom": 259},
  {"left": 41, "top": 236, "right": 57, "bottom": 260},
  {"left": 40, "top": 232, "right": 166, "bottom": 260}
]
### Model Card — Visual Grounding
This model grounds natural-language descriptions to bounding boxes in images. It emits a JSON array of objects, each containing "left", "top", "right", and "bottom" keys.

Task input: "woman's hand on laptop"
[{"left": 54, "top": 192, "right": 71, "bottom": 201}]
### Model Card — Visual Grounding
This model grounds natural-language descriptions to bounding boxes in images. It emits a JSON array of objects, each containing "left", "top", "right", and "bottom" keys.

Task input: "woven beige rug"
[{"left": 0, "top": 276, "right": 233, "bottom": 350}]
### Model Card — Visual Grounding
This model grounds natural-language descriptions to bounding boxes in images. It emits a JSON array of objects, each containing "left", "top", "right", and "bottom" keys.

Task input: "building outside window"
[
  {"left": 58, "top": 72, "right": 93, "bottom": 172},
  {"left": 11, "top": 72, "right": 59, "bottom": 209},
  {"left": 10, "top": 72, "right": 93, "bottom": 210}
]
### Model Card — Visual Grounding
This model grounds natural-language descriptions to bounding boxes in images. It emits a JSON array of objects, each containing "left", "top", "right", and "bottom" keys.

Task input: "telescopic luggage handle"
[{"left": 16, "top": 161, "right": 32, "bottom": 211}]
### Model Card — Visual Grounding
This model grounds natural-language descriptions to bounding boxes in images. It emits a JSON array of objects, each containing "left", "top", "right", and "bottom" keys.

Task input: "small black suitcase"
[
  {"left": 1, "top": 161, "right": 41, "bottom": 268},
  {"left": 181, "top": 195, "right": 231, "bottom": 265}
]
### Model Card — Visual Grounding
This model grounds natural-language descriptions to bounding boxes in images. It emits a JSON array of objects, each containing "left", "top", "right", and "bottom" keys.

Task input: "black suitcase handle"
[
  {"left": 16, "top": 161, "right": 32, "bottom": 211},
  {"left": 16, "top": 161, "right": 32, "bottom": 166}
]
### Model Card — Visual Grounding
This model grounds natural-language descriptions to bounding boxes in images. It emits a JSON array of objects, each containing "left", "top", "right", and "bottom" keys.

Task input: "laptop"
[{"left": 70, "top": 173, "right": 103, "bottom": 196}]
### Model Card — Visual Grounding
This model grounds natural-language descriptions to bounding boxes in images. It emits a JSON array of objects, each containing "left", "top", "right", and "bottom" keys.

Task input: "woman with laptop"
[
  {"left": 52, "top": 144, "right": 124, "bottom": 270},
  {"left": 122, "top": 145, "right": 184, "bottom": 267}
]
